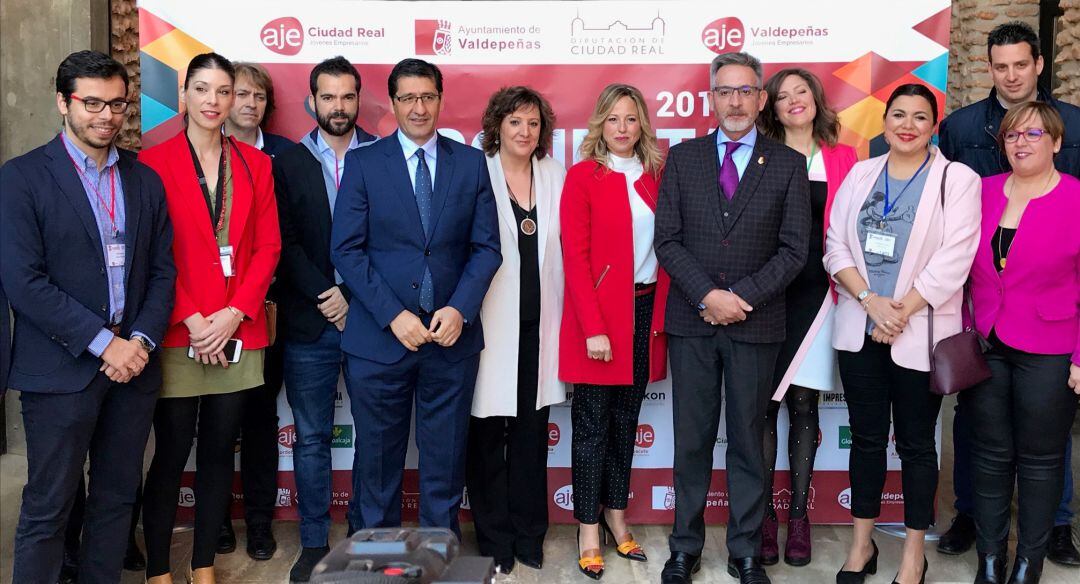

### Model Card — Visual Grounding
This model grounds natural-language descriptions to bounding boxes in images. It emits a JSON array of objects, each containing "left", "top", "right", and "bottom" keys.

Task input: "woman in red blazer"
[
  {"left": 756, "top": 68, "right": 858, "bottom": 567},
  {"left": 560, "top": 84, "right": 669, "bottom": 579},
  {"left": 962, "top": 102, "right": 1080, "bottom": 583},
  {"left": 138, "top": 53, "right": 280, "bottom": 584}
]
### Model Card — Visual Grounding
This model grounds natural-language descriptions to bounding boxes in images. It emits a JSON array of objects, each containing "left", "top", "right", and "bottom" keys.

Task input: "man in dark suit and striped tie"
[{"left": 655, "top": 52, "right": 811, "bottom": 584}]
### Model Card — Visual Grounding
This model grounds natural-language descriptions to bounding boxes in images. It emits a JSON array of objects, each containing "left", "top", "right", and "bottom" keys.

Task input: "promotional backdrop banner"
[{"left": 140, "top": 0, "right": 950, "bottom": 525}]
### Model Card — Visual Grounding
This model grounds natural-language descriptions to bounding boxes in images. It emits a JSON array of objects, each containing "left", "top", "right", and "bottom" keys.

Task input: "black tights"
[
  {"left": 143, "top": 392, "right": 247, "bottom": 577},
  {"left": 763, "top": 385, "right": 819, "bottom": 518}
]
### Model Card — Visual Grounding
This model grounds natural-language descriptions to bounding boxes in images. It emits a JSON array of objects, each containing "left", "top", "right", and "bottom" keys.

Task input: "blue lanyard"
[{"left": 883, "top": 151, "right": 931, "bottom": 219}]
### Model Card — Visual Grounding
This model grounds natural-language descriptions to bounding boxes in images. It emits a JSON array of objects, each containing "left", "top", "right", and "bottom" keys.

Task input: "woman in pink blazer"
[
  {"left": 960, "top": 102, "right": 1080, "bottom": 584},
  {"left": 824, "top": 84, "right": 981, "bottom": 584},
  {"left": 756, "top": 67, "right": 858, "bottom": 567}
]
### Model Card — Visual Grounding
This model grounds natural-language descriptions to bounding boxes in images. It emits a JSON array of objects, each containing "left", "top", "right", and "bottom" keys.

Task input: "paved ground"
[{"left": 1, "top": 396, "right": 1078, "bottom": 583}]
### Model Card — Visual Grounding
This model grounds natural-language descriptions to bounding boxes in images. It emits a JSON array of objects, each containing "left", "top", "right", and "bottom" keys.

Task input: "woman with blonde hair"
[{"left": 560, "top": 83, "right": 669, "bottom": 579}]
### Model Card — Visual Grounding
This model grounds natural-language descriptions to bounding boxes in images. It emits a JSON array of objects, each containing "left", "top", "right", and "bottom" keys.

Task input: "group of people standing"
[{"left": 1, "top": 19, "right": 1077, "bottom": 584}]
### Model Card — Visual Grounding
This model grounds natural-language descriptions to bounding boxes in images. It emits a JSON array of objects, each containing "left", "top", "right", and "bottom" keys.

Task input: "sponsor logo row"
[{"left": 258, "top": 14, "right": 828, "bottom": 56}]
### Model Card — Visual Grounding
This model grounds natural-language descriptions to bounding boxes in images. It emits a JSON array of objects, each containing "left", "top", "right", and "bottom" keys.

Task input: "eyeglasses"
[
  {"left": 71, "top": 94, "right": 130, "bottom": 114},
  {"left": 711, "top": 85, "right": 761, "bottom": 99},
  {"left": 1003, "top": 128, "right": 1049, "bottom": 143},
  {"left": 393, "top": 93, "right": 441, "bottom": 105}
]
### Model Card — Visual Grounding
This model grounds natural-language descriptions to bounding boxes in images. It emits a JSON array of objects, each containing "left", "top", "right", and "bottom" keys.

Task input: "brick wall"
[
  {"left": 112, "top": 0, "right": 140, "bottom": 150},
  {"left": 947, "top": 0, "right": 1043, "bottom": 112},
  {"left": 1058, "top": 1, "right": 1080, "bottom": 102}
]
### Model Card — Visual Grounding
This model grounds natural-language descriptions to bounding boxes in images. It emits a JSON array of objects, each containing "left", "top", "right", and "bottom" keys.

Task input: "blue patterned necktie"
[{"left": 415, "top": 148, "right": 434, "bottom": 312}]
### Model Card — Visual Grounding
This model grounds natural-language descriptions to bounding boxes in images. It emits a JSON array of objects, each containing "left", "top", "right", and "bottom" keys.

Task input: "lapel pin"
[{"left": 757, "top": 156, "right": 765, "bottom": 165}]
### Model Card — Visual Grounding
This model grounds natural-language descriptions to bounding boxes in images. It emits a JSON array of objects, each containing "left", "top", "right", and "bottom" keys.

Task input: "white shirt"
[
  {"left": 397, "top": 130, "right": 439, "bottom": 188},
  {"left": 608, "top": 153, "right": 658, "bottom": 285},
  {"left": 807, "top": 146, "right": 827, "bottom": 182}
]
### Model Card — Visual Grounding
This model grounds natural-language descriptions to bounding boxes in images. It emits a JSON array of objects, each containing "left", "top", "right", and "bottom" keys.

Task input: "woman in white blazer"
[
  {"left": 825, "top": 84, "right": 981, "bottom": 584},
  {"left": 466, "top": 86, "right": 566, "bottom": 575}
]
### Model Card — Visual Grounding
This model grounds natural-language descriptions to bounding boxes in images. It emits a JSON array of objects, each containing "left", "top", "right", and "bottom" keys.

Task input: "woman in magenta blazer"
[
  {"left": 757, "top": 67, "right": 858, "bottom": 567},
  {"left": 961, "top": 102, "right": 1080, "bottom": 584},
  {"left": 560, "top": 84, "right": 669, "bottom": 579},
  {"left": 824, "top": 84, "right": 981, "bottom": 584}
]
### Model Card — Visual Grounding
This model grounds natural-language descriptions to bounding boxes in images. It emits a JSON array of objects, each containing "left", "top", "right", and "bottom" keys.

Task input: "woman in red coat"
[
  {"left": 560, "top": 83, "right": 669, "bottom": 579},
  {"left": 138, "top": 53, "right": 280, "bottom": 584},
  {"left": 755, "top": 68, "right": 858, "bottom": 567}
]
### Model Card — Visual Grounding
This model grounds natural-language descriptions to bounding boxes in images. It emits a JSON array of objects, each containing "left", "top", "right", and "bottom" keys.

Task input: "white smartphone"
[{"left": 187, "top": 339, "right": 242, "bottom": 363}]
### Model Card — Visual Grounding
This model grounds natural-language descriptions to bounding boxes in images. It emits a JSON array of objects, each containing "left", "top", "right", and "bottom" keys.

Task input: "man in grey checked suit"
[{"left": 655, "top": 52, "right": 811, "bottom": 584}]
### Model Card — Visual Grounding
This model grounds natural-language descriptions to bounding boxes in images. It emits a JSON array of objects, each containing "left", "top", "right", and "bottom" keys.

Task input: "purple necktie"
[{"left": 718, "top": 141, "right": 743, "bottom": 200}]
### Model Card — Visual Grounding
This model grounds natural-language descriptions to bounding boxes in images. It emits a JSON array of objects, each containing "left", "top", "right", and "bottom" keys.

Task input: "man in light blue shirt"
[
  {"left": 274, "top": 55, "right": 379, "bottom": 582},
  {"left": 0, "top": 50, "right": 175, "bottom": 584}
]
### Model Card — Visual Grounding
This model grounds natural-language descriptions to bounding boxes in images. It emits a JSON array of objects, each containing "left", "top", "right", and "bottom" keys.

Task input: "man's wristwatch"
[{"left": 132, "top": 334, "right": 154, "bottom": 353}]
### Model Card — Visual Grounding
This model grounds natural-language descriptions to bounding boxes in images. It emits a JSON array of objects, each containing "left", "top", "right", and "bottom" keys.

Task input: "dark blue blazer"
[
  {"left": 0, "top": 284, "right": 9, "bottom": 394},
  {"left": 331, "top": 131, "right": 501, "bottom": 365},
  {"left": 0, "top": 136, "right": 176, "bottom": 393},
  {"left": 261, "top": 131, "right": 295, "bottom": 159},
  {"left": 939, "top": 86, "right": 1080, "bottom": 178}
]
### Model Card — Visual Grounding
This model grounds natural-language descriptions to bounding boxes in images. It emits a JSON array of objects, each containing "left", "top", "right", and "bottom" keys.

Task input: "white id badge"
[
  {"left": 106, "top": 244, "right": 126, "bottom": 267},
  {"left": 219, "top": 245, "right": 235, "bottom": 277},
  {"left": 864, "top": 229, "right": 897, "bottom": 258}
]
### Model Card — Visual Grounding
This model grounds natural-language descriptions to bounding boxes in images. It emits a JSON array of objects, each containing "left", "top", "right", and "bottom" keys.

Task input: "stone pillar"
[{"left": 0, "top": 0, "right": 111, "bottom": 162}]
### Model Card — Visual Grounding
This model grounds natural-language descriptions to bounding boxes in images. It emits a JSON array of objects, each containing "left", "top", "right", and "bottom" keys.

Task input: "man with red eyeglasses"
[{"left": 0, "top": 50, "right": 175, "bottom": 584}]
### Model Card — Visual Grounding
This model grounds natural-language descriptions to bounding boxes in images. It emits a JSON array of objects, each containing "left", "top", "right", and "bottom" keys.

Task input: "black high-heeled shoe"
[
  {"left": 577, "top": 526, "right": 604, "bottom": 580},
  {"left": 891, "top": 555, "right": 927, "bottom": 584},
  {"left": 599, "top": 514, "right": 647, "bottom": 562},
  {"left": 836, "top": 539, "right": 878, "bottom": 584}
]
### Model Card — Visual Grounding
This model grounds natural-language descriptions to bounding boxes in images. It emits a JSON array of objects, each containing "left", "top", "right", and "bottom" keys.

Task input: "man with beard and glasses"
[
  {"left": 655, "top": 51, "right": 810, "bottom": 584},
  {"left": 269, "top": 55, "right": 377, "bottom": 583},
  {"left": 213, "top": 60, "right": 296, "bottom": 562},
  {"left": 0, "top": 50, "right": 176, "bottom": 584}
]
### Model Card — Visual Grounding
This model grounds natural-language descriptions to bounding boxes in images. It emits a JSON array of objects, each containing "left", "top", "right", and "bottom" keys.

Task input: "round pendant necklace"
[{"left": 506, "top": 167, "right": 536, "bottom": 236}]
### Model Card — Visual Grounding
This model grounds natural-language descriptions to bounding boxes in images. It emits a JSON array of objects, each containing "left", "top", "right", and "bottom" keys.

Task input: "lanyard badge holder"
[
  {"left": 187, "top": 135, "right": 234, "bottom": 278},
  {"left": 865, "top": 152, "right": 931, "bottom": 259},
  {"left": 65, "top": 144, "right": 126, "bottom": 267}
]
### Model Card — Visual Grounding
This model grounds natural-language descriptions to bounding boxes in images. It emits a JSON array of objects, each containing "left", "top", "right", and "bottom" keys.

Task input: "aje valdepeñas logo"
[{"left": 702, "top": 17, "right": 745, "bottom": 55}]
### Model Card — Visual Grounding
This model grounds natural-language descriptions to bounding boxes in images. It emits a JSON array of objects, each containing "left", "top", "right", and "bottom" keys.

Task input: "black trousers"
[
  {"left": 465, "top": 318, "right": 550, "bottom": 560},
  {"left": 65, "top": 474, "right": 141, "bottom": 563},
  {"left": 838, "top": 339, "right": 941, "bottom": 530},
  {"left": 13, "top": 376, "right": 157, "bottom": 584},
  {"left": 236, "top": 342, "right": 284, "bottom": 527},
  {"left": 667, "top": 331, "right": 780, "bottom": 559},
  {"left": 571, "top": 292, "right": 652, "bottom": 525},
  {"left": 958, "top": 338, "right": 1078, "bottom": 562},
  {"left": 142, "top": 391, "right": 248, "bottom": 576}
]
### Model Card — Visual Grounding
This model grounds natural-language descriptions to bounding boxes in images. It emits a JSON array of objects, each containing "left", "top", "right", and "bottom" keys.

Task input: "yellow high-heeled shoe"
[{"left": 577, "top": 526, "right": 605, "bottom": 580}]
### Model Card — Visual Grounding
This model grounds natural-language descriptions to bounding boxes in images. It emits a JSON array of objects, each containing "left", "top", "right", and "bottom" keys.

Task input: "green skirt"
[{"left": 159, "top": 347, "right": 265, "bottom": 398}]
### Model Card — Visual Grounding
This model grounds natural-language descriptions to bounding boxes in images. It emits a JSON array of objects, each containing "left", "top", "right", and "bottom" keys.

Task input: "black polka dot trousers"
[{"left": 571, "top": 291, "right": 653, "bottom": 525}]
